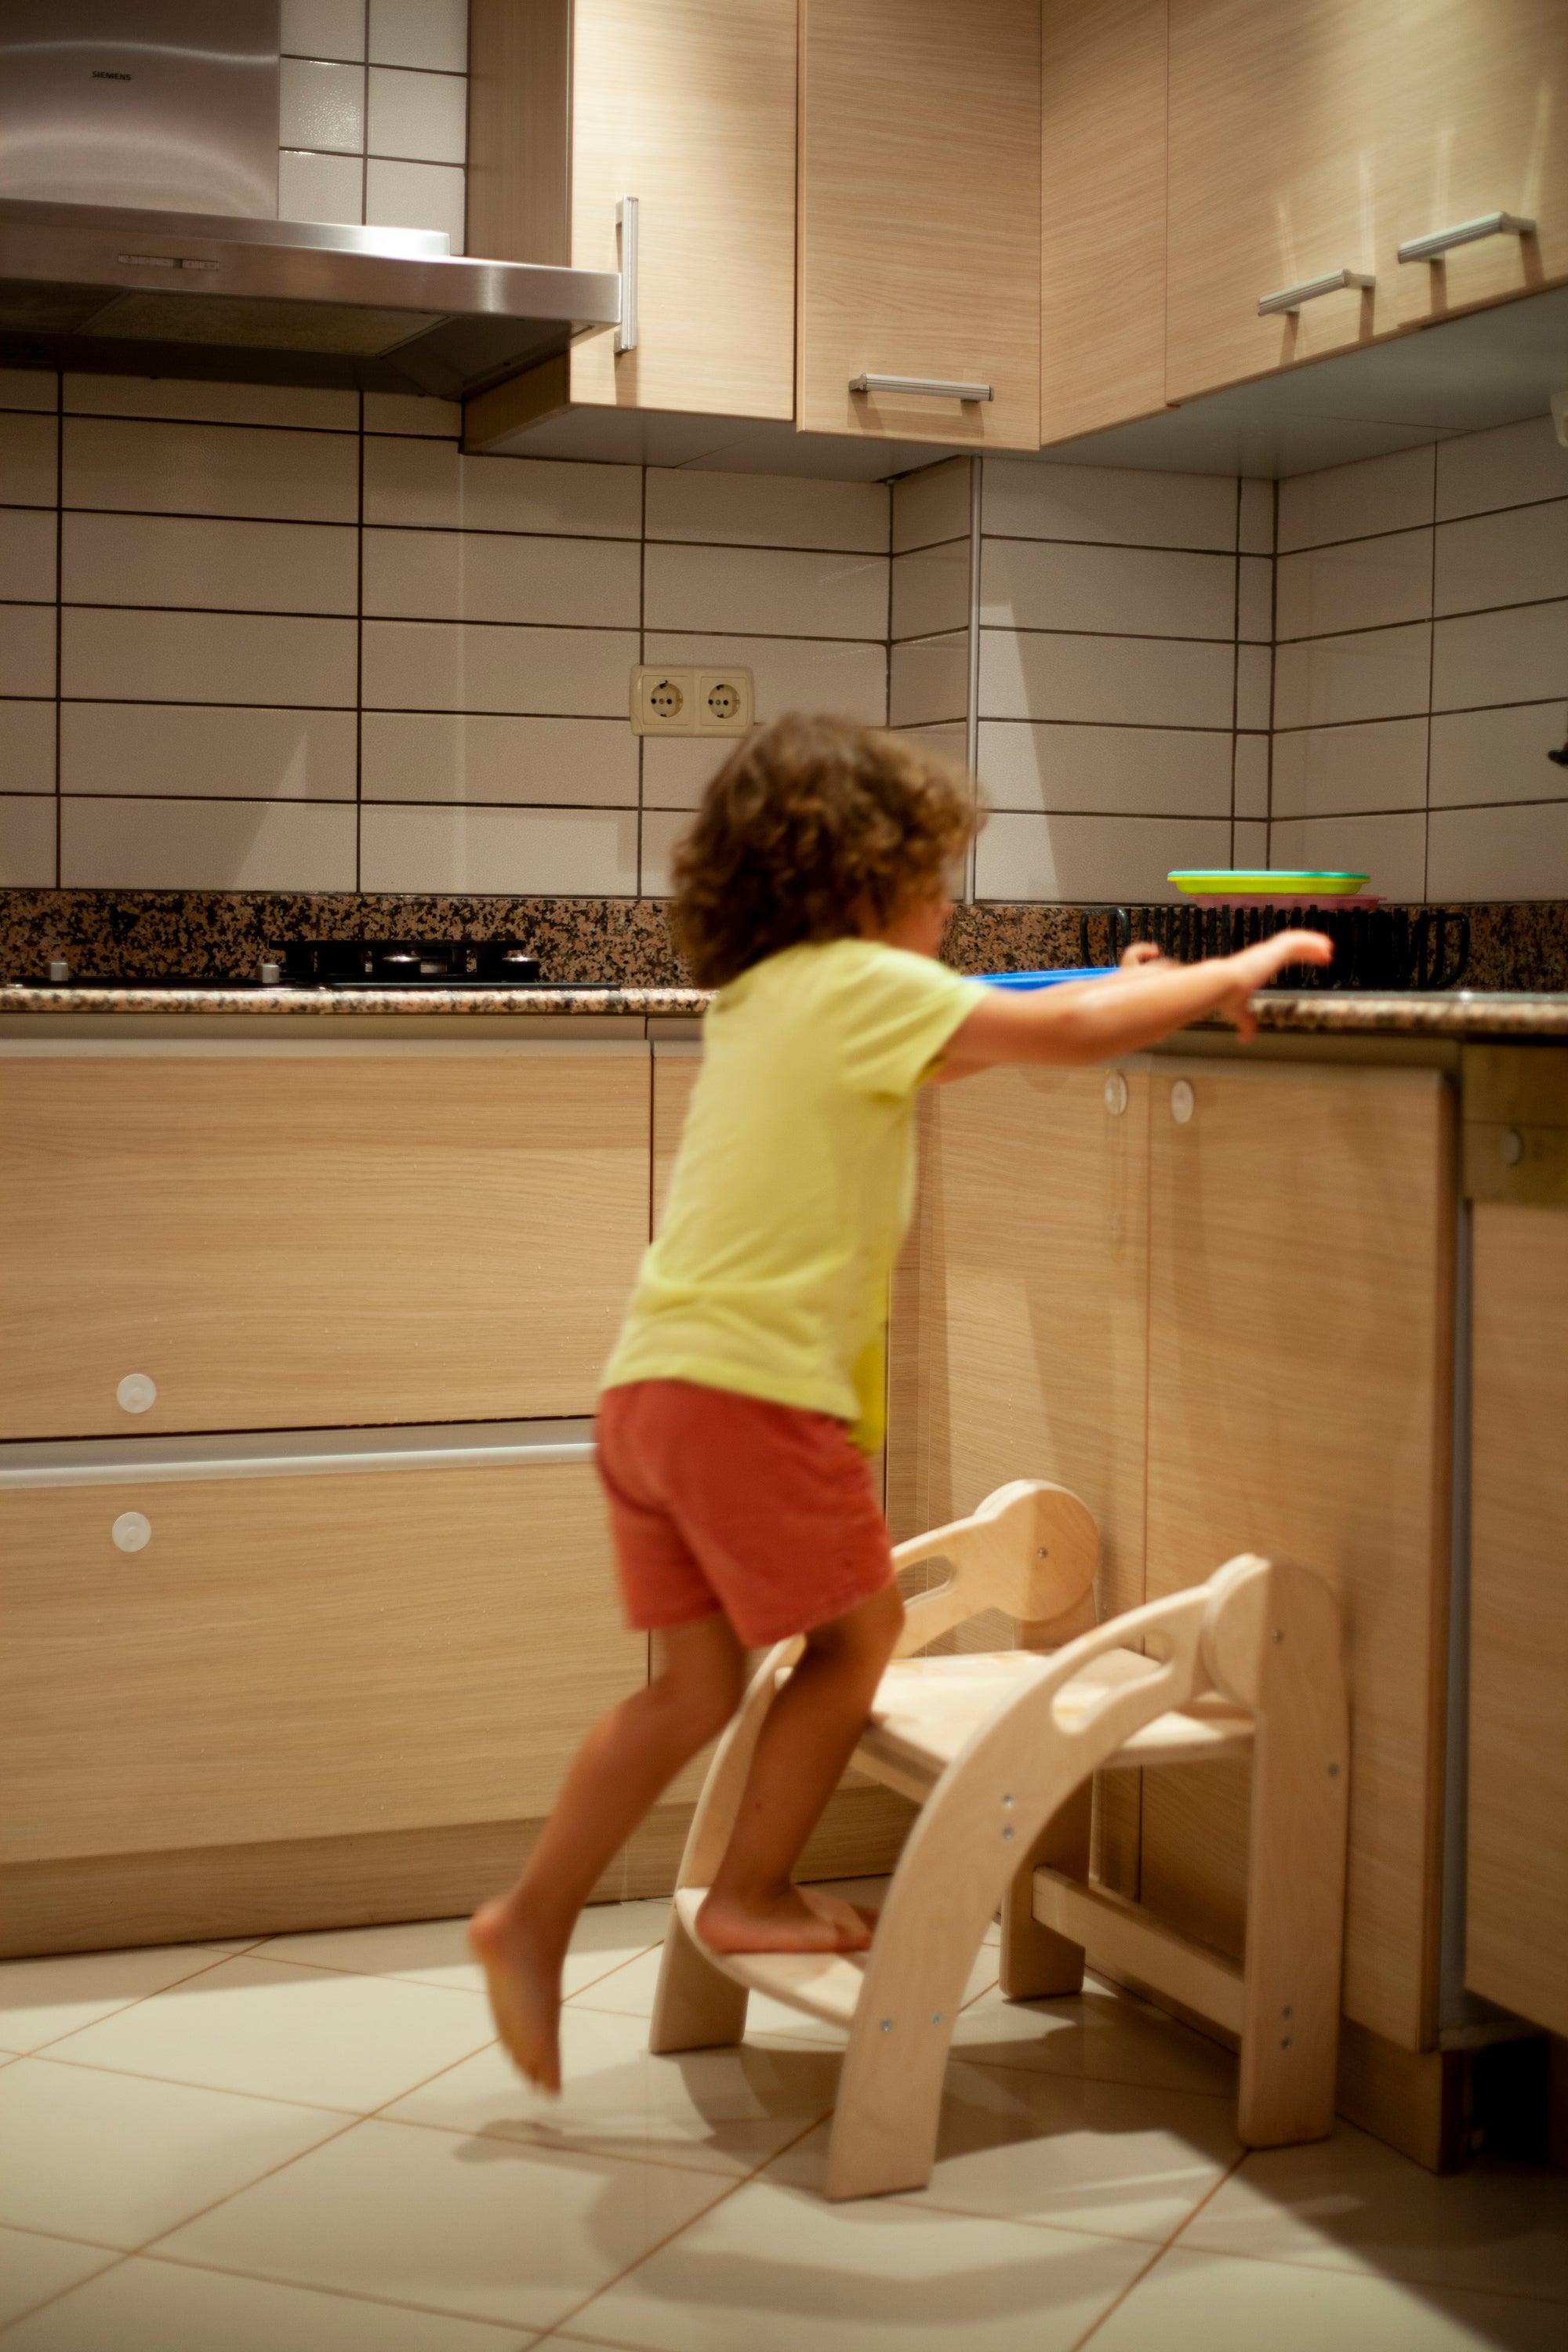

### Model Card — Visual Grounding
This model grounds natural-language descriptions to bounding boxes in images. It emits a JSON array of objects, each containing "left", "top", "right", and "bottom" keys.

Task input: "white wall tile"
[
  {"left": 888, "top": 633, "right": 968, "bottom": 727},
  {"left": 980, "top": 630, "right": 1234, "bottom": 728},
  {"left": 1428, "top": 800, "right": 1568, "bottom": 899},
  {"left": 361, "top": 711, "right": 637, "bottom": 804},
  {"left": 368, "top": 67, "right": 466, "bottom": 165},
  {"left": 640, "top": 808, "right": 691, "bottom": 898},
  {"left": 1276, "top": 445, "right": 1434, "bottom": 553},
  {"left": 1276, "top": 528, "right": 1433, "bottom": 641},
  {"left": 0, "top": 412, "right": 57, "bottom": 506},
  {"left": 891, "top": 458, "right": 972, "bottom": 554},
  {"left": 1238, "top": 555, "right": 1272, "bottom": 644},
  {"left": 1236, "top": 642, "right": 1272, "bottom": 731},
  {"left": 641, "top": 736, "right": 731, "bottom": 811},
  {"left": 1234, "top": 732, "right": 1269, "bottom": 819},
  {"left": 644, "top": 543, "right": 887, "bottom": 639},
  {"left": 0, "top": 368, "right": 56, "bottom": 412},
  {"left": 362, "top": 437, "right": 640, "bottom": 535},
  {"left": 364, "top": 528, "right": 640, "bottom": 626},
  {"left": 363, "top": 393, "right": 461, "bottom": 438},
  {"left": 64, "top": 418, "right": 358, "bottom": 524},
  {"left": 1239, "top": 477, "right": 1275, "bottom": 556},
  {"left": 63, "top": 608, "right": 357, "bottom": 706},
  {"left": 61, "top": 705, "right": 357, "bottom": 800},
  {"left": 976, "top": 720, "right": 1232, "bottom": 817},
  {"left": 0, "top": 507, "right": 56, "bottom": 601},
  {"left": 981, "top": 539, "right": 1236, "bottom": 640},
  {"left": 60, "top": 797, "right": 357, "bottom": 888},
  {"left": 984, "top": 459, "right": 1236, "bottom": 551},
  {"left": 360, "top": 804, "right": 637, "bottom": 894},
  {"left": 1269, "top": 811, "right": 1425, "bottom": 897},
  {"left": 645, "top": 469, "right": 888, "bottom": 554},
  {"left": 1436, "top": 414, "right": 1568, "bottom": 521},
  {"left": 64, "top": 514, "right": 358, "bottom": 614},
  {"left": 281, "top": 0, "right": 365, "bottom": 62},
  {"left": 1434, "top": 499, "right": 1568, "bottom": 618},
  {"left": 370, "top": 0, "right": 467, "bottom": 72},
  {"left": 1432, "top": 598, "right": 1568, "bottom": 711},
  {"left": 366, "top": 159, "right": 465, "bottom": 251},
  {"left": 1271, "top": 716, "right": 1429, "bottom": 817},
  {"left": 1233, "top": 818, "right": 1269, "bottom": 865},
  {"left": 64, "top": 376, "right": 357, "bottom": 432},
  {"left": 975, "top": 811, "right": 1231, "bottom": 902},
  {"left": 1428, "top": 701, "right": 1568, "bottom": 808},
  {"left": 361, "top": 619, "right": 637, "bottom": 714},
  {"left": 1272, "top": 622, "right": 1432, "bottom": 729},
  {"left": 0, "top": 794, "right": 54, "bottom": 883},
  {"left": 891, "top": 540, "right": 970, "bottom": 640},
  {"left": 644, "top": 630, "right": 887, "bottom": 726},
  {"left": 0, "top": 607, "right": 55, "bottom": 697},
  {"left": 279, "top": 149, "right": 364, "bottom": 227},
  {"left": 279, "top": 58, "right": 365, "bottom": 154},
  {"left": 0, "top": 699, "right": 55, "bottom": 793}
]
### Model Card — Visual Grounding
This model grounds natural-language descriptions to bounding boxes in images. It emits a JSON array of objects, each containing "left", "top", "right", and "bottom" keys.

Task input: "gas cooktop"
[{"left": 38, "top": 941, "right": 591, "bottom": 991}]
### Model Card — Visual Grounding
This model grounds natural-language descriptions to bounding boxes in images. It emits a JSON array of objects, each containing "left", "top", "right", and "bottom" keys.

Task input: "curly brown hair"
[{"left": 670, "top": 713, "right": 979, "bottom": 988}]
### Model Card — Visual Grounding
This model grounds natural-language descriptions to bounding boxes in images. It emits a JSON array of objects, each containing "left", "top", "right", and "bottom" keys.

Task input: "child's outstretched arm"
[{"left": 940, "top": 929, "right": 1334, "bottom": 1074}]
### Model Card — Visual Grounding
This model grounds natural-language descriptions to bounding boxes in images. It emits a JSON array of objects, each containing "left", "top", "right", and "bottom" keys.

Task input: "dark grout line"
[{"left": 1065, "top": 2150, "right": 1250, "bottom": 2352}]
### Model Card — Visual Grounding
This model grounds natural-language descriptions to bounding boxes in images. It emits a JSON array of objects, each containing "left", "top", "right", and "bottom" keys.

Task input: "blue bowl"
[{"left": 978, "top": 967, "right": 1116, "bottom": 991}]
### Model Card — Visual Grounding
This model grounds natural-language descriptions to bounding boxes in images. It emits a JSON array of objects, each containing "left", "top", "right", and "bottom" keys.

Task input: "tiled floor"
[{"left": 2, "top": 1883, "right": 1563, "bottom": 2348}]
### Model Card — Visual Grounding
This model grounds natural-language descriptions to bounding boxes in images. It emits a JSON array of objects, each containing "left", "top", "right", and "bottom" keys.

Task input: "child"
[{"left": 470, "top": 712, "right": 1331, "bottom": 2090}]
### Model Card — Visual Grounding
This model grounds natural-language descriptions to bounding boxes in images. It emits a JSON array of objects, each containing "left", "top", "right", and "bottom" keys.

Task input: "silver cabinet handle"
[
  {"left": 1397, "top": 210, "right": 1536, "bottom": 264},
  {"left": 1258, "top": 268, "right": 1374, "bottom": 317},
  {"left": 614, "top": 195, "right": 638, "bottom": 355},
  {"left": 849, "top": 373, "right": 993, "bottom": 402}
]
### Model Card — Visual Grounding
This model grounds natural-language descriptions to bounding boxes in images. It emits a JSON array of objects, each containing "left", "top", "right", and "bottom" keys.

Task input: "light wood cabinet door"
[
  {"left": 797, "top": 0, "right": 1041, "bottom": 450},
  {"left": 1392, "top": 0, "right": 1568, "bottom": 325},
  {"left": 2, "top": 1451, "right": 644, "bottom": 1864},
  {"left": 0, "top": 1041, "right": 651, "bottom": 1439},
  {"left": 1167, "top": 0, "right": 1405, "bottom": 401},
  {"left": 1466, "top": 1204, "right": 1568, "bottom": 2039},
  {"left": 1142, "top": 1063, "right": 1455, "bottom": 2053},
  {"left": 1040, "top": 0, "right": 1169, "bottom": 445},
  {"left": 652, "top": 1046, "right": 701, "bottom": 1233}
]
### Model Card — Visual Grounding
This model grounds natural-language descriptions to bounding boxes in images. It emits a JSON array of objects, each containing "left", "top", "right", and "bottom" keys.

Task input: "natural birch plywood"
[
  {"left": 0, "top": 1047, "right": 650, "bottom": 1439},
  {"left": 1167, "top": 0, "right": 1405, "bottom": 401},
  {"left": 797, "top": 0, "right": 1041, "bottom": 449},
  {"left": 1142, "top": 1062, "right": 1454, "bottom": 2052},
  {"left": 1466, "top": 1203, "right": 1568, "bottom": 2038},
  {"left": 1040, "top": 0, "right": 1170, "bottom": 445},
  {"left": 1, "top": 1457, "right": 647, "bottom": 1864}
]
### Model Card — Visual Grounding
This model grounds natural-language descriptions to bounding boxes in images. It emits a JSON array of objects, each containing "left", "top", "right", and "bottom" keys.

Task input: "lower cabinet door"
[{"left": 2, "top": 1436, "right": 645, "bottom": 1865}]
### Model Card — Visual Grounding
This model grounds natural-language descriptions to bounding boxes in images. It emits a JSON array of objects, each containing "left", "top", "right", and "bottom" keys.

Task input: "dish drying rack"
[{"left": 1078, "top": 902, "right": 1472, "bottom": 992}]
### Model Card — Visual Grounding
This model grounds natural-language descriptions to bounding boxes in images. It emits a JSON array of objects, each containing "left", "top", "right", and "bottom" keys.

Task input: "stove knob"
[{"left": 48, "top": 959, "right": 70, "bottom": 985}]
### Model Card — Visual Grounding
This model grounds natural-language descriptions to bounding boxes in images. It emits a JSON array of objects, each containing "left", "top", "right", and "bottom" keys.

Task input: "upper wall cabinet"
[
  {"left": 468, "top": 0, "right": 797, "bottom": 423},
  {"left": 1166, "top": 0, "right": 1406, "bottom": 403},
  {"left": 797, "top": 0, "right": 1042, "bottom": 450}
]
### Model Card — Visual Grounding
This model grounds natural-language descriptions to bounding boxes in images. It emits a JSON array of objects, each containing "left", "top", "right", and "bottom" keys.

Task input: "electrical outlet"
[
  {"left": 630, "top": 663, "right": 754, "bottom": 735},
  {"left": 696, "top": 668, "right": 753, "bottom": 735}
]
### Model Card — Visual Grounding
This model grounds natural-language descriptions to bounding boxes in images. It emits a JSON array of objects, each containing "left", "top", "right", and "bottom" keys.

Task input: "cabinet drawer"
[
  {"left": 1, "top": 1432, "right": 644, "bottom": 1864},
  {"left": 0, "top": 1039, "right": 651, "bottom": 1439}
]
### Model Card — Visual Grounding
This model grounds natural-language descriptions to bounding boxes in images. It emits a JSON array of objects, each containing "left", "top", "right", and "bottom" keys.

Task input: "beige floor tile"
[
  {"left": 2, "top": 2256, "right": 538, "bottom": 2350},
  {"left": 767, "top": 2060, "right": 1239, "bottom": 2244},
  {"left": 50, "top": 1954, "right": 497, "bottom": 2114},
  {"left": 258, "top": 1900, "right": 671, "bottom": 1999},
  {"left": 952, "top": 1975, "right": 1240, "bottom": 2099},
  {"left": 558, "top": 2175, "right": 1152, "bottom": 2350},
  {"left": 1086, "top": 2243, "right": 1568, "bottom": 2352},
  {"left": 0, "top": 1942, "right": 236, "bottom": 2054},
  {"left": 152, "top": 2118, "right": 730, "bottom": 2333},
  {"left": 0, "top": 2227, "right": 120, "bottom": 2329},
  {"left": 1174, "top": 2123, "right": 1568, "bottom": 2303},
  {"left": 0, "top": 2057, "right": 347, "bottom": 2247},
  {"left": 384, "top": 2004, "right": 840, "bottom": 2177}
]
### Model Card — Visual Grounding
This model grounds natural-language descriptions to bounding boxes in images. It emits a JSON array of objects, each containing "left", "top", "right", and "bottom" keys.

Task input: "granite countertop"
[{"left": 5, "top": 980, "right": 1568, "bottom": 1038}]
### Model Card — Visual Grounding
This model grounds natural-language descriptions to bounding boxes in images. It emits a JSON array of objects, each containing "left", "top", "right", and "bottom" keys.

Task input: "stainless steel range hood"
[{"left": 0, "top": 2, "right": 620, "bottom": 400}]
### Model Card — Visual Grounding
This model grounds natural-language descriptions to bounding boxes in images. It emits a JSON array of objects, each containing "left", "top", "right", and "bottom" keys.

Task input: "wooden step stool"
[{"left": 650, "top": 1479, "right": 1351, "bottom": 2201}]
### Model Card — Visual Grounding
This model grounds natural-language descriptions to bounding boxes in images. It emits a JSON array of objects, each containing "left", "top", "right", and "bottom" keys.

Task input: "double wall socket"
[{"left": 630, "top": 663, "right": 754, "bottom": 737}]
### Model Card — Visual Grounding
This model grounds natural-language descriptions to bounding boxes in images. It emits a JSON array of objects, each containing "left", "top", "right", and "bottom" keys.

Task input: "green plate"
[{"left": 1168, "top": 869, "right": 1370, "bottom": 898}]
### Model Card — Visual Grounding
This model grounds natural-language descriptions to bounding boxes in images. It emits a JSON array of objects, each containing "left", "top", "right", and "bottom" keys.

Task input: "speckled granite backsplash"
[{"left": 1, "top": 890, "right": 1566, "bottom": 993}]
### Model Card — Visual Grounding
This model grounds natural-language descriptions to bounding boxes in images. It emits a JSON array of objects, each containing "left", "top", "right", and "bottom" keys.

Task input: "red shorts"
[{"left": 595, "top": 1378, "right": 895, "bottom": 1648}]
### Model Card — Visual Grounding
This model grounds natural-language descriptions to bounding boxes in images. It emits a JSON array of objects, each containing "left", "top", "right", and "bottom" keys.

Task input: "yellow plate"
[{"left": 1168, "top": 869, "right": 1370, "bottom": 898}]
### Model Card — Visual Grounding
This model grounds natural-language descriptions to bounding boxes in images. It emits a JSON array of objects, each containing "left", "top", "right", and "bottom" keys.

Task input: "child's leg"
[
  {"left": 696, "top": 1581, "right": 904, "bottom": 1955},
  {"left": 470, "top": 1609, "right": 745, "bottom": 2089}
]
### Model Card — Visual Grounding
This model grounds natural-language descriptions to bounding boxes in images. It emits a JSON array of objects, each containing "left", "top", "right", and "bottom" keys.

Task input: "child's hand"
[
  {"left": 1119, "top": 940, "right": 1166, "bottom": 970},
  {"left": 1212, "top": 931, "right": 1334, "bottom": 1040}
]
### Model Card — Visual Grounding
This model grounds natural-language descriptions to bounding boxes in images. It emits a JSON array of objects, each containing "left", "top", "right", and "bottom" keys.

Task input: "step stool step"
[{"left": 672, "top": 1888, "right": 865, "bottom": 2028}]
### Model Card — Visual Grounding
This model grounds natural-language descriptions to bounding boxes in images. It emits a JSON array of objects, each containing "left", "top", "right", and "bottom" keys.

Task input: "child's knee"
[
  {"left": 652, "top": 1645, "right": 746, "bottom": 1741},
  {"left": 807, "top": 1581, "right": 904, "bottom": 1671}
]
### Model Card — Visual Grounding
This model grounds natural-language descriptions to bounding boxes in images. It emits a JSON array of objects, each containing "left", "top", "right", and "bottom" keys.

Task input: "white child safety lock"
[
  {"left": 116, "top": 1372, "right": 156, "bottom": 1414},
  {"left": 112, "top": 1512, "right": 152, "bottom": 1553}
]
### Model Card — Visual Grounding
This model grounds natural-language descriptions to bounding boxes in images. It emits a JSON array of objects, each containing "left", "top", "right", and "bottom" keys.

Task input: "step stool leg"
[
  {"left": 825, "top": 1992, "right": 959, "bottom": 2201},
  {"left": 999, "top": 1780, "right": 1091, "bottom": 2001},
  {"left": 648, "top": 1915, "right": 748, "bottom": 2056}
]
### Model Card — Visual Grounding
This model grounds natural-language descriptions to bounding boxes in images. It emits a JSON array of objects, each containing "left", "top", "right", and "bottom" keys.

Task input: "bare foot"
[
  {"left": 467, "top": 1900, "right": 564, "bottom": 2095},
  {"left": 695, "top": 1882, "right": 877, "bottom": 1955}
]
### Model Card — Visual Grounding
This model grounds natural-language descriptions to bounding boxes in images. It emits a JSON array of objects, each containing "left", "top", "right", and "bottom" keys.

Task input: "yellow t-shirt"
[{"left": 601, "top": 938, "right": 985, "bottom": 1452}]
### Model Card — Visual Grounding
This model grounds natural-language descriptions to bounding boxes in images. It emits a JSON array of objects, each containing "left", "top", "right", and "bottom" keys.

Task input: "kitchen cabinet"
[
  {"left": 1040, "top": 0, "right": 1170, "bottom": 446},
  {"left": 797, "top": 0, "right": 1042, "bottom": 450},
  {"left": 466, "top": 0, "right": 797, "bottom": 426},
  {"left": 0, "top": 1036, "right": 650, "bottom": 1440}
]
